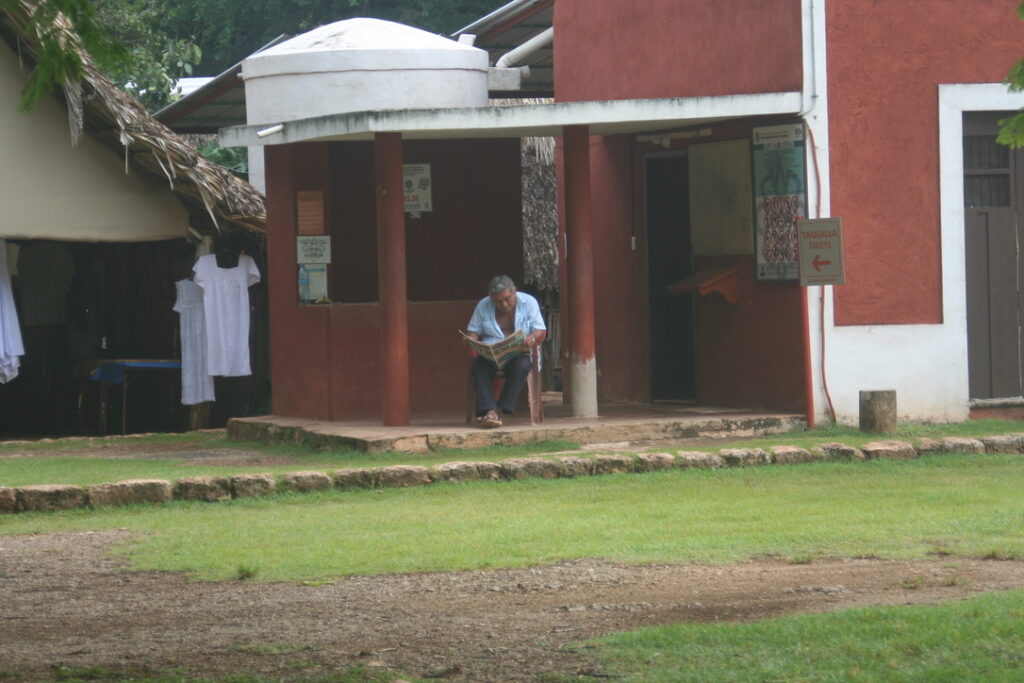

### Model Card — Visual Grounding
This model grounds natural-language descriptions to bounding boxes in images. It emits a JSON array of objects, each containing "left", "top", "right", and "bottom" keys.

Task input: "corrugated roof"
[{"left": 454, "top": 0, "right": 554, "bottom": 97}]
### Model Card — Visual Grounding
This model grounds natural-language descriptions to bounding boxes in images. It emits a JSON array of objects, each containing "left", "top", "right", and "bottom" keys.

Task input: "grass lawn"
[
  {"left": 0, "top": 438, "right": 579, "bottom": 487},
  {"left": 3, "top": 453, "right": 1022, "bottom": 581},
  {"left": 588, "top": 588, "right": 1024, "bottom": 681},
  {"left": 1, "top": 419, "right": 1022, "bottom": 488},
  {"left": 4, "top": 438, "right": 1024, "bottom": 683}
]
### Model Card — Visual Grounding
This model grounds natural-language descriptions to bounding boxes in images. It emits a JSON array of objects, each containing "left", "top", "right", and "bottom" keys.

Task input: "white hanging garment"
[
  {"left": 0, "top": 240, "right": 25, "bottom": 383},
  {"left": 173, "top": 278, "right": 215, "bottom": 405},
  {"left": 192, "top": 253, "right": 260, "bottom": 377}
]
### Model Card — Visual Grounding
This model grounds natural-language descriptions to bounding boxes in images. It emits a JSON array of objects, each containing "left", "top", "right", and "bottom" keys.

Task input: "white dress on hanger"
[
  {"left": 192, "top": 253, "right": 260, "bottom": 377},
  {"left": 0, "top": 240, "right": 25, "bottom": 383},
  {"left": 173, "top": 278, "right": 215, "bottom": 404}
]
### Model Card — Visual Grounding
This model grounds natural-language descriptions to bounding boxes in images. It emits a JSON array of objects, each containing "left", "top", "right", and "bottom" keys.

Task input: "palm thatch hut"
[
  {"left": 0, "top": 0, "right": 265, "bottom": 235},
  {"left": 0, "top": 0, "right": 267, "bottom": 437},
  {"left": 493, "top": 98, "right": 560, "bottom": 389}
]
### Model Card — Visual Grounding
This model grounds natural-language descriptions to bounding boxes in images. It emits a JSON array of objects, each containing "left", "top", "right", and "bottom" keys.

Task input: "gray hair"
[{"left": 488, "top": 275, "right": 516, "bottom": 295}]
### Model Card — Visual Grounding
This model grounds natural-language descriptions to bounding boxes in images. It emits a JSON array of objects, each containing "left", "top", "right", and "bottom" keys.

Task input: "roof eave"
[{"left": 220, "top": 92, "right": 804, "bottom": 147}]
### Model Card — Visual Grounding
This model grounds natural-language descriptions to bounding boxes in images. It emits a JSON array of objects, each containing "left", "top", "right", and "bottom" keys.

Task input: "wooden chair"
[{"left": 466, "top": 334, "right": 545, "bottom": 426}]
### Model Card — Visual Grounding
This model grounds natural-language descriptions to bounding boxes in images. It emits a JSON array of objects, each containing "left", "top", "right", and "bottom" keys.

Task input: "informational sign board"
[
  {"left": 797, "top": 217, "right": 845, "bottom": 286},
  {"left": 403, "top": 163, "right": 432, "bottom": 213},
  {"left": 296, "top": 190, "right": 325, "bottom": 234},
  {"left": 296, "top": 235, "right": 331, "bottom": 264},
  {"left": 753, "top": 123, "right": 806, "bottom": 281},
  {"left": 305, "top": 263, "right": 328, "bottom": 301}
]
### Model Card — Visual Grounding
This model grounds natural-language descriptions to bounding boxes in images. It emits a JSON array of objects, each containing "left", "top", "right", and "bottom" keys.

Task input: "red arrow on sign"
[{"left": 812, "top": 254, "right": 831, "bottom": 272}]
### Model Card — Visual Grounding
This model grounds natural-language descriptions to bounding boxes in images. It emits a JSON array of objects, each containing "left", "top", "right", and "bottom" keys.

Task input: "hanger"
[{"left": 213, "top": 239, "right": 240, "bottom": 269}]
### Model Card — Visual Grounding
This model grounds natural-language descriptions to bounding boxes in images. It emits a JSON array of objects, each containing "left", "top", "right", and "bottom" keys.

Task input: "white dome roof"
[
  {"left": 241, "top": 18, "right": 490, "bottom": 125},
  {"left": 259, "top": 18, "right": 475, "bottom": 55}
]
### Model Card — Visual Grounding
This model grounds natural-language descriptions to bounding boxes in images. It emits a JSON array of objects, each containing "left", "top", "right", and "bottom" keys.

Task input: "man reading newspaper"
[{"left": 463, "top": 275, "right": 546, "bottom": 428}]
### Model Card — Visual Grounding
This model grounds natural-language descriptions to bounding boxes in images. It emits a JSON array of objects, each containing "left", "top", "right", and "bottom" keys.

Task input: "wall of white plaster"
[{"left": 805, "top": 76, "right": 1024, "bottom": 422}]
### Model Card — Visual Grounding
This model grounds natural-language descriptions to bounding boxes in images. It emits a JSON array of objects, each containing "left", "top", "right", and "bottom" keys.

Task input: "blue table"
[{"left": 90, "top": 359, "right": 181, "bottom": 434}]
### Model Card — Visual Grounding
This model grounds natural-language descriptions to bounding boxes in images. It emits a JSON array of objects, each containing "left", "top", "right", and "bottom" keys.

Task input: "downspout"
[
  {"left": 800, "top": 0, "right": 819, "bottom": 430},
  {"left": 495, "top": 26, "right": 553, "bottom": 68},
  {"left": 799, "top": 0, "right": 837, "bottom": 428}
]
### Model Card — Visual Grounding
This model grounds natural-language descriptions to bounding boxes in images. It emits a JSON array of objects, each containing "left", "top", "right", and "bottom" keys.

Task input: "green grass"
[
  {"left": 3, "top": 454, "right": 1023, "bottom": 581},
  {"left": 587, "top": 589, "right": 1024, "bottom": 681},
  {"left": 0, "top": 431, "right": 230, "bottom": 454},
  {"left": 661, "top": 418, "right": 1024, "bottom": 453},
  {"left": 3, "top": 419, "right": 1022, "bottom": 489},
  {"left": 0, "top": 438, "right": 580, "bottom": 487}
]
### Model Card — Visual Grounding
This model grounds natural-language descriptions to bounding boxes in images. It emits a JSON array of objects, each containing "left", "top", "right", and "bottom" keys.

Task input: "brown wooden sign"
[{"left": 296, "top": 190, "right": 325, "bottom": 234}]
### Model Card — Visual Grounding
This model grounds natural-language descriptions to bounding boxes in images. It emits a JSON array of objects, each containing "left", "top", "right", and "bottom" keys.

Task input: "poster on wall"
[
  {"left": 752, "top": 123, "right": 806, "bottom": 281},
  {"left": 297, "top": 235, "right": 332, "bottom": 264},
  {"left": 403, "top": 163, "right": 432, "bottom": 213},
  {"left": 296, "top": 190, "right": 325, "bottom": 234},
  {"left": 296, "top": 236, "right": 331, "bottom": 304}
]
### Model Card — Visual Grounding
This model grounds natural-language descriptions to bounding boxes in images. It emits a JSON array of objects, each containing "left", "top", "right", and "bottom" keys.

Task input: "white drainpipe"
[{"left": 496, "top": 26, "right": 554, "bottom": 68}]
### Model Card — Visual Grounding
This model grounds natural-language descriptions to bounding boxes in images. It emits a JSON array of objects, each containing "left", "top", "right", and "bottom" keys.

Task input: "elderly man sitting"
[{"left": 463, "top": 275, "right": 546, "bottom": 428}]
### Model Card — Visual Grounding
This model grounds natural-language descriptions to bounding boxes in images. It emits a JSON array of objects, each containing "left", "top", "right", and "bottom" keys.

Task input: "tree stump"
[{"left": 860, "top": 390, "right": 897, "bottom": 434}]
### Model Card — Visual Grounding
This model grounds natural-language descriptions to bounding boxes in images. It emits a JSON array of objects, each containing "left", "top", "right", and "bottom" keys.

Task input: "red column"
[
  {"left": 375, "top": 132, "right": 410, "bottom": 426},
  {"left": 563, "top": 125, "right": 598, "bottom": 417},
  {"left": 801, "top": 286, "right": 816, "bottom": 429}
]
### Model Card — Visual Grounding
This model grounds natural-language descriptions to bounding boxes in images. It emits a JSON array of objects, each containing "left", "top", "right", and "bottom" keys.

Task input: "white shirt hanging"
[
  {"left": 193, "top": 253, "right": 260, "bottom": 377},
  {"left": 173, "top": 278, "right": 215, "bottom": 404},
  {"left": 0, "top": 240, "right": 25, "bottom": 383}
]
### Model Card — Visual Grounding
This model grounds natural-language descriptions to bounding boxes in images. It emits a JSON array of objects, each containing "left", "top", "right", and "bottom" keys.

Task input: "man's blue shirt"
[{"left": 467, "top": 291, "right": 546, "bottom": 345}]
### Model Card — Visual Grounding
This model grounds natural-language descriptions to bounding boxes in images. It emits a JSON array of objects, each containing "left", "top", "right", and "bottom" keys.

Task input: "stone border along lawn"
[{"left": 2, "top": 434, "right": 1023, "bottom": 514}]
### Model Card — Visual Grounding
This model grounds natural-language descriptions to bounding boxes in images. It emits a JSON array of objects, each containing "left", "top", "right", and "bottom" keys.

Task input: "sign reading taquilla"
[{"left": 797, "top": 217, "right": 845, "bottom": 286}]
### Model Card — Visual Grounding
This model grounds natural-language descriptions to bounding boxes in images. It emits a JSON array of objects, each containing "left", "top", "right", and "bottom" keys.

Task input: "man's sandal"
[{"left": 478, "top": 411, "right": 502, "bottom": 429}]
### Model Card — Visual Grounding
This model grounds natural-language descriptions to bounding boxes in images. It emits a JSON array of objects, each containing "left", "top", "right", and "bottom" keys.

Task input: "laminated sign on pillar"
[{"left": 796, "top": 217, "right": 845, "bottom": 286}]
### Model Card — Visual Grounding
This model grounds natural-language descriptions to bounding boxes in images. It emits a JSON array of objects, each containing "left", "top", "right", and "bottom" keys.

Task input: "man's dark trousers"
[{"left": 471, "top": 354, "right": 532, "bottom": 416}]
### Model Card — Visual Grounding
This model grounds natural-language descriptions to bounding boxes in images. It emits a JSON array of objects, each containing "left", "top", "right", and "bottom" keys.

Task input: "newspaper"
[{"left": 460, "top": 329, "right": 528, "bottom": 370}]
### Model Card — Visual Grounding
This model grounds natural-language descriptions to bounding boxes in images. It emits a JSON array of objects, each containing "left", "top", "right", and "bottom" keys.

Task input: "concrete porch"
[{"left": 227, "top": 396, "right": 805, "bottom": 453}]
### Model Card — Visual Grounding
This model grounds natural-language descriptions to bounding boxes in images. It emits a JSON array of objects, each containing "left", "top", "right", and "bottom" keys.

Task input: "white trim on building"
[
  {"left": 220, "top": 92, "right": 804, "bottom": 146},
  {"left": 813, "top": 83, "right": 1024, "bottom": 424}
]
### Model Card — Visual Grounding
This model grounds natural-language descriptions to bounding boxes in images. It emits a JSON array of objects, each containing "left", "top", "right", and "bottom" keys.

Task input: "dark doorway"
[
  {"left": 964, "top": 112, "right": 1024, "bottom": 399},
  {"left": 645, "top": 152, "right": 695, "bottom": 401}
]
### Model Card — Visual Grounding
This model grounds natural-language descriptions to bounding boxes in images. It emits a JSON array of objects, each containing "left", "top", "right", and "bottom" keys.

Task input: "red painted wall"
[
  {"left": 590, "top": 135, "right": 649, "bottom": 401},
  {"left": 326, "top": 301, "right": 476, "bottom": 418},
  {"left": 561, "top": 130, "right": 806, "bottom": 410},
  {"left": 554, "top": 0, "right": 803, "bottom": 102},
  {"left": 828, "top": 0, "right": 1024, "bottom": 325},
  {"left": 327, "top": 138, "right": 523, "bottom": 303},
  {"left": 693, "top": 256, "right": 805, "bottom": 410},
  {"left": 551, "top": 0, "right": 806, "bottom": 410},
  {"left": 264, "top": 144, "right": 332, "bottom": 419},
  {"left": 264, "top": 138, "right": 522, "bottom": 420}
]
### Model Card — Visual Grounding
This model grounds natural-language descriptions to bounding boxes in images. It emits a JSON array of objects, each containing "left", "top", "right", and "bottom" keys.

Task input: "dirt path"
[{"left": 2, "top": 531, "right": 1023, "bottom": 682}]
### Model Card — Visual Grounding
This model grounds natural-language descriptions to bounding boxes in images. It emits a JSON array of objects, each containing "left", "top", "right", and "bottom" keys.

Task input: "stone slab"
[
  {"left": 16, "top": 485, "right": 87, "bottom": 512},
  {"left": 88, "top": 479, "right": 172, "bottom": 507}
]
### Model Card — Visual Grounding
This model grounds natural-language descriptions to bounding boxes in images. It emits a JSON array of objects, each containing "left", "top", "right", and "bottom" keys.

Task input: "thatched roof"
[
  {"left": 494, "top": 98, "right": 557, "bottom": 292},
  {"left": 0, "top": 0, "right": 265, "bottom": 238}
]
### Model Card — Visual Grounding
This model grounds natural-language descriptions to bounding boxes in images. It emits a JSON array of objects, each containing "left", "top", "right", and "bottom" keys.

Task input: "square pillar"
[
  {"left": 375, "top": 132, "right": 410, "bottom": 426},
  {"left": 563, "top": 125, "right": 598, "bottom": 418}
]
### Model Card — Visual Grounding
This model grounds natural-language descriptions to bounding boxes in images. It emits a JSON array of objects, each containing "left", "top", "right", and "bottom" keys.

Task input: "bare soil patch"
[
  {"left": 0, "top": 433, "right": 303, "bottom": 467},
  {"left": 2, "top": 531, "right": 1023, "bottom": 682}
]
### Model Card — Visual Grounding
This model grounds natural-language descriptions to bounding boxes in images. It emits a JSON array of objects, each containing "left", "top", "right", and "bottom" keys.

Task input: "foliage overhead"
[
  {"left": 3, "top": 0, "right": 505, "bottom": 113},
  {"left": 92, "top": 0, "right": 201, "bottom": 110},
  {"left": 0, "top": 0, "right": 129, "bottom": 110},
  {"left": 198, "top": 141, "right": 247, "bottom": 180},
  {"left": 999, "top": 1, "right": 1024, "bottom": 147},
  {"left": 162, "top": 0, "right": 506, "bottom": 75}
]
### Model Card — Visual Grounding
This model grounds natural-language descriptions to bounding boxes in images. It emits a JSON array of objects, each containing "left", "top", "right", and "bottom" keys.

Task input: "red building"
[{"left": 222, "top": 0, "right": 1024, "bottom": 425}]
